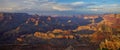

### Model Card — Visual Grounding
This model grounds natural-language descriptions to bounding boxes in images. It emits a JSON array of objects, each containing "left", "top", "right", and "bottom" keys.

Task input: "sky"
[{"left": 0, "top": 0, "right": 120, "bottom": 15}]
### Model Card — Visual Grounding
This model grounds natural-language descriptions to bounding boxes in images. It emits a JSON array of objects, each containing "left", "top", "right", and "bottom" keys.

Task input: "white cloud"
[
  {"left": 90, "top": 9, "right": 99, "bottom": 11},
  {"left": 0, "top": 0, "right": 93, "bottom": 13},
  {"left": 0, "top": 0, "right": 55, "bottom": 12},
  {"left": 0, "top": 0, "right": 120, "bottom": 15},
  {"left": 52, "top": 5, "right": 73, "bottom": 11},
  {"left": 87, "top": 4, "right": 120, "bottom": 13},
  {"left": 71, "top": 2, "right": 84, "bottom": 5},
  {"left": 0, "top": 0, "right": 91, "bottom": 12}
]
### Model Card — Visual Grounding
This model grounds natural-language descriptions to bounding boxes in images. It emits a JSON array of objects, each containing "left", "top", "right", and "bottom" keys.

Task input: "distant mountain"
[
  {"left": 0, "top": 13, "right": 29, "bottom": 34},
  {"left": 0, "top": 12, "right": 103, "bottom": 44}
]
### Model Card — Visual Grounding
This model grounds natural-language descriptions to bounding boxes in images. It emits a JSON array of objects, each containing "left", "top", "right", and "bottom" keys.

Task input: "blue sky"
[{"left": 0, "top": 0, "right": 120, "bottom": 15}]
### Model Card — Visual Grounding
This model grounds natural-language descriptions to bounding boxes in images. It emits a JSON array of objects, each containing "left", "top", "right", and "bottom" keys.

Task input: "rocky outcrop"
[
  {"left": 0, "top": 13, "right": 4, "bottom": 21},
  {"left": 103, "top": 14, "right": 120, "bottom": 28}
]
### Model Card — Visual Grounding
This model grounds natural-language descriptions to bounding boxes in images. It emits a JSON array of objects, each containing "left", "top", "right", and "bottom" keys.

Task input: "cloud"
[
  {"left": 71, "top": 2, "right": 85, "bottom": 5},
  {"left": 87, "top": 4, "right": 120, "bottom": 13},
  {"left": 51, "top": 1, "right": 96, "bottom": 11},
  {"left": 0, "top": 0, "right": 95, "bottom": 12},
  {"left": 52, "top": 6, "right": 72, "bottom": 11},
  {"left": 0, "top": 0, "right": 54, "bottom": 12},
  {"left": 0, "top": 0, "right": 120, "bottom": 15}
]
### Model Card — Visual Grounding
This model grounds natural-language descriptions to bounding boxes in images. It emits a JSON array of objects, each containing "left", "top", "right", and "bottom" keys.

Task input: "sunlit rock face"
[
  {"left": 84, "top": 15, "right": 99, "bottom": 19},
  {"left": 103, "top": 14, "right": 120, "bottom": 28},
  {"left": 116, "top": 14, "right": 120, "bottom": 18},
  {"left": 0, "top": 13, "right": 4, "bottom": 21}
]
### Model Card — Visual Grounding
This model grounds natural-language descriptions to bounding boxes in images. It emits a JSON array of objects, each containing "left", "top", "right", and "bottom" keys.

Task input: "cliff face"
[
  {"left": 116, "top": 14, "right": 120, "bottom": 18},
  {"left": 103, "top": 14, "right": 120, "bottom": 28},
  {"left": 0, "top": 13, "right": 29, "bottom": 34},
  {"left": 0, "top": 13, "right": 4, "bottom": 21},
  {"left": 0, "top": 12, "right": 104, "bottom": 44},
  {"left": 0, "top": 13, "right": 102, "bottom": 34}
]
